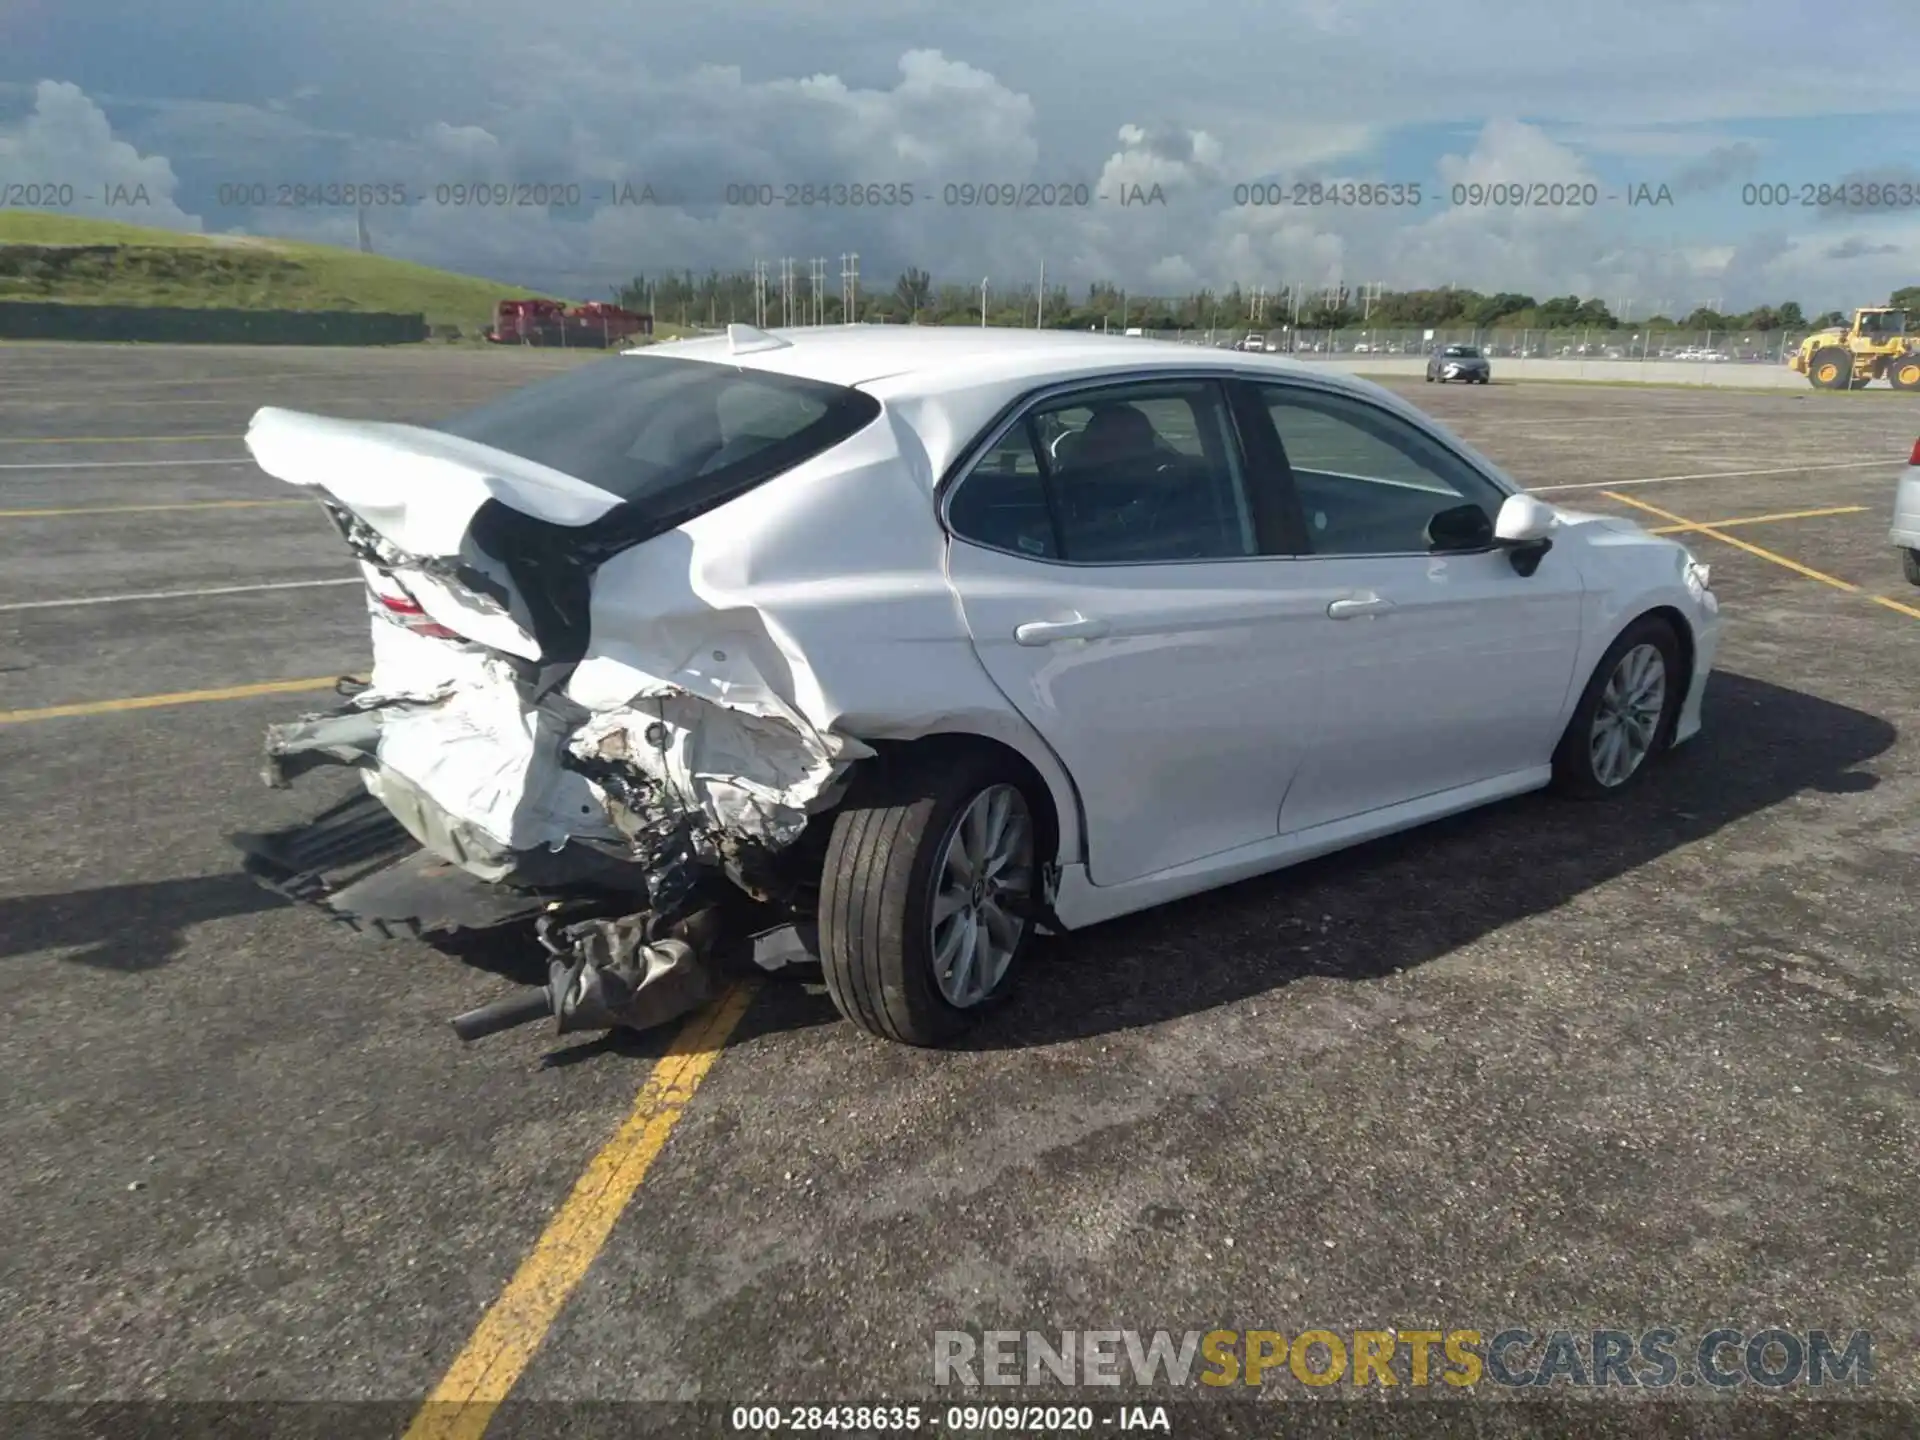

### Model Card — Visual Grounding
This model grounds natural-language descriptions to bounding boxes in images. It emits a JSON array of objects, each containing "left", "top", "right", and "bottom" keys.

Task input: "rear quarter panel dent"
[{"left": 572, "top": 404, "right": 1088, "bottom": 865}]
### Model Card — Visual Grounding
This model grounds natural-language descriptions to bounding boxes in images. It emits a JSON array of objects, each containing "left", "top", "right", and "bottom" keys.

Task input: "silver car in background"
[{"left": 1427, "top": 343, "right": 1491, "bottom": 384}]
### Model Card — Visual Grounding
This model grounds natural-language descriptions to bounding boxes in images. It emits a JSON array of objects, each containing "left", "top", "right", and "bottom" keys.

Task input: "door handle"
[
  {"left": 1014, "top": 616, "right": 1111, "bottom": 645},
  {"left": 1327, "top": 594, "right": 1394, "bottom": 619}
]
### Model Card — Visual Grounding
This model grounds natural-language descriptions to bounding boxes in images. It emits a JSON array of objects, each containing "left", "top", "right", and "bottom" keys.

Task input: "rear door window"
[{"left": 949, "top": 380, "right": 1259, "bottom": 564}]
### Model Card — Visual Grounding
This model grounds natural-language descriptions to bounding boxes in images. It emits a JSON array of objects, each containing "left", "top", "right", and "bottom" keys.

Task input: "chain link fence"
[{"left": 1137, "top": 327, "right": 1814, "bottom": 364}]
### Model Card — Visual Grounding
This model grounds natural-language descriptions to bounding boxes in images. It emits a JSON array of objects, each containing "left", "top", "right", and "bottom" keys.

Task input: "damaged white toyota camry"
[{"left": 234, "top": 326, "right": 1720, "bottom": 1047}]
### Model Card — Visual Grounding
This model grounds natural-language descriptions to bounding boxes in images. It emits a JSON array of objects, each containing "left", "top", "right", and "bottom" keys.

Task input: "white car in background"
[
  {"left": 1894, "top": 436, "right": 1920, "bottom": 585},
  {"left": 236, "top": 327, "right": 1721, "bottom": 1048}
]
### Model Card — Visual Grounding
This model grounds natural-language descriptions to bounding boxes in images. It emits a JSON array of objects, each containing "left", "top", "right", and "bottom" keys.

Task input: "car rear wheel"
[
  {"left": 818, "top": 753, "right": 1040, "bottom": 1045},
  {"left": 1904, "top": 548, "right": 1920, "bottom": 586},
  {"left": 1552, "top": 617, "right": 1682, "bottom": 799}
]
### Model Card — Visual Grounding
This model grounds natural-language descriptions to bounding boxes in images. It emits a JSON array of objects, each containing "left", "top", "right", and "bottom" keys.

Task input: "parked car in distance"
[
  {"left": 237, "top": 326, "right": 1720, "bottom": 1049},
  {"left": 1893, "top": 436, "right": 1920, "bottom": 585},
  {"left": 1427, "top": 343, "right": 1492, "bottom": 383}
]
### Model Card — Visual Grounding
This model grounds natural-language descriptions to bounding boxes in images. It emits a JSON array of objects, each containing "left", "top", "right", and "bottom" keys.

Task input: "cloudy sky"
[{"left": 4, "top": 0, "right": 1919, "bottom": 311}]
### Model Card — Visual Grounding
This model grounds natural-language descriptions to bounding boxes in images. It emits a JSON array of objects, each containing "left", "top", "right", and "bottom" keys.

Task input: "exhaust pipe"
[{"left": 452, "top": 987, "right": 554, "bottom": 1042}]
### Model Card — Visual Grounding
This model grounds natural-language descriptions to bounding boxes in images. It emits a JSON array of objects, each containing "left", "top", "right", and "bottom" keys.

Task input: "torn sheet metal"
[
  {"left": 248, "top": 405, "right": 891, "bottom": 894},
  {"left": 568, "top": 688, "right": 869, "bottom": 857},
  {"left": 267, "top": 653, "right": 865, "bottom": 883}
]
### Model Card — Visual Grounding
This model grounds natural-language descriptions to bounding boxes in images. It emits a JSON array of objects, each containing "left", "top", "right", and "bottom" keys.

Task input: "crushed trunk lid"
[{"left": 247, "top": 405, "right": 630, "bottom": 664}]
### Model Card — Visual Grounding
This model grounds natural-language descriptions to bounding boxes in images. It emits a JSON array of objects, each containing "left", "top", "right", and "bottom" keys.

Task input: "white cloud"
[
  {"left": 0, "top": 80, "right": 199, "bottom": 229},
  {"left": 7, "top": 53, "right": 1916, "bottom": 314}
]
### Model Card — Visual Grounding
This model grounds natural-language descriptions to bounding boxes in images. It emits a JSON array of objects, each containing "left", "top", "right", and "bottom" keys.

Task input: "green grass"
[{"left": 0, "top": 211, "right": 574, "bottom": 334}]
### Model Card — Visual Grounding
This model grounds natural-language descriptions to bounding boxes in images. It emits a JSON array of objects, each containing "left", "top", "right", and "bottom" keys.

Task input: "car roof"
[
  {"left": 616, "top": 324, "right": 1503, "bottom": 487},
  {"left": 626, "top": 325, "right": 1374, "bottom": 399}
]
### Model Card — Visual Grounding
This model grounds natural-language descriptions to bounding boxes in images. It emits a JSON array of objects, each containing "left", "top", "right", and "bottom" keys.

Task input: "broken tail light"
[{"left": 372, "top": 588, "right": 462, "bottom": 641}]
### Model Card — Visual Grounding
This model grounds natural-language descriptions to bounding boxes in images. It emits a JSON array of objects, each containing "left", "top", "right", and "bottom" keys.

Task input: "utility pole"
[
  {"left": 752, "top": 261, "right": 767, "bottom": 328},
  {"left": 1036, "top": 260, "right": 1046, "bottom": 328},
  {"left": 981, "top": 277, "right": 989, "bottom": 327},
  {"left": 840, "top": 253, "right": 860, "bottom": 323}
]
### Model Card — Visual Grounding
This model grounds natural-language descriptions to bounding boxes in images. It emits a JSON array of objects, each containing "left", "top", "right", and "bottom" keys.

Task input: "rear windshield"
[{"left": 433, "top": 353, "right": 881, "bottom": 521}]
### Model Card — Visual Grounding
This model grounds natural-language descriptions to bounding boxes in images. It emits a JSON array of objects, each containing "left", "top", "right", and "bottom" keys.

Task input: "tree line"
[{"left": 614, "top": 270, "right": 1920, "bottom": 333}]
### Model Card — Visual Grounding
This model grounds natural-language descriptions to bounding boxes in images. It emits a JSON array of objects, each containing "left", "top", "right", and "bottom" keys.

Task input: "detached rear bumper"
[{"left": 230, "top": 788, "right": 562, "bottom": 938}]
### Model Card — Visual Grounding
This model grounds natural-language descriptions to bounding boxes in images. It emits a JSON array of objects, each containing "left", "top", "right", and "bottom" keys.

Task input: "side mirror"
[
  {"left": 1493, "top": 493, "right": 1556, "bottom": 576},
  {"left": 1494, "top": 493, "right": 1555, "bottom": 542}
]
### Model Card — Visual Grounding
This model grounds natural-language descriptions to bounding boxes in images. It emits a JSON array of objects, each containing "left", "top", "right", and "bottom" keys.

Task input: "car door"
[
  {"left": 941, "top": 376, "right": 1324, "bottom": 888},
  {"left": 1243, "top": 379, "right": 1586, "bottom": 835}
]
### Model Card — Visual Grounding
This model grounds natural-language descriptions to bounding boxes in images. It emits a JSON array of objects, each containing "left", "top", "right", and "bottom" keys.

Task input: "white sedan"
[{"left": 238, "top": 327, "right": 1721, "bottom": 1047}]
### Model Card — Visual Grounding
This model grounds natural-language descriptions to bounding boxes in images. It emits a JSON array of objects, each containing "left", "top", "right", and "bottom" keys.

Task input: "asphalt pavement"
[{"left": 3, "top": 344, "right": 1918, "bottom": 1436}]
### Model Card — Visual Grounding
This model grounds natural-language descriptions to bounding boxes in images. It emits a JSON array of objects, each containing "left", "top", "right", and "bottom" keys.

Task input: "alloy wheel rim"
[
  {"left": 1589, "top": 643, "right": 1666, "bottom": 788},
  {"left": 929, "top": 784, "right": 1033, "bottom": 1008}
]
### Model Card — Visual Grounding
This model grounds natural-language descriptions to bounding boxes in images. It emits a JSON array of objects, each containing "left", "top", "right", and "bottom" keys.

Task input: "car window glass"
[
  {"left": 946, "top": 424, "right": 1058, "bottom": 558},
  {"left": 1259, "top": 386, "right": 1506, "bottom": 556},
  {"left": 1031, "top": 382, "right": 1257, "bottom": 563},
  {"left": 434, "top": 354, "right": 878, "bottom": 518}
]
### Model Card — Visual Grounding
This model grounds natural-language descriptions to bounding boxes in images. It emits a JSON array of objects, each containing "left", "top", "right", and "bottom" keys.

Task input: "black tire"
[
  {"left": 1551, "top": 615, "right": 1683, "bottom": 799},
  {"left": 1904, "top": 548, "right": 1920, "bottom": 586},
  {"left": 818, "top": 751, "right": 1042, "bottom": 1045},
  {"left": 1424, "top": 372, "right": 1434, "bottom": 382},
  {"left": 1808, "top": 346, "right": 1853, "bottom": 390}
]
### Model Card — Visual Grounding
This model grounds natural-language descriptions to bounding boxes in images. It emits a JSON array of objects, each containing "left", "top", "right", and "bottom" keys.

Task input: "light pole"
[{"left": 981, "top": 277, "right": 989, "bottom": 327}]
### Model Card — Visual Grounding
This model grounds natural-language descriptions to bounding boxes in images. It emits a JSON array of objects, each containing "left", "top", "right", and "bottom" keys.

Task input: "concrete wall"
[{"left": 1310, "top": 355, "right": 1820, "bottom": 390}]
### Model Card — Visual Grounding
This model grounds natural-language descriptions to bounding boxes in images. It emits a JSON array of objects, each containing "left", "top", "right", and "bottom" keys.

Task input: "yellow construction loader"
[{"left": 1788, "top": 308, "right": 1920, "bottom": 390}]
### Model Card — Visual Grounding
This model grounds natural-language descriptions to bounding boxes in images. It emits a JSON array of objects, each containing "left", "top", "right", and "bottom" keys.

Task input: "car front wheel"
[
  {"left": 819, "top": 753, "right": 1040, "bottom": 1045},
  {"left": 1551, "top": 617, "right": 1682, "bottom": 798}
]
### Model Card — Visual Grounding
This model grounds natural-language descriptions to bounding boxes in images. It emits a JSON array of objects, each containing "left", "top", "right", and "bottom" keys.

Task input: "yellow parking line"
[
  {"left": 0, "top": 433, "right": 235, "bottom": 444},
  {"left": 0, "top": 499, "right": 307, "bottom": 519},
  {"left": 403, "top": 983, "right": 760, "bottom": 1440},
  {"left": 1647, "top": 505, "right": 1867, "bottom": 536},
  {"left": 1602, "top": 491, "right": 1920, "bottom": 621},
  {"left": 0, "top": 676, "right": 343, "bottom": 725}
]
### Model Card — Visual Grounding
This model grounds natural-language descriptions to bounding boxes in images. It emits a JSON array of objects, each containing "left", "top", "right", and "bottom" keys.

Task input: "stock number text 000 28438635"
[{"left": 720, "top": 181, "right": 1098, "bottom": 208}]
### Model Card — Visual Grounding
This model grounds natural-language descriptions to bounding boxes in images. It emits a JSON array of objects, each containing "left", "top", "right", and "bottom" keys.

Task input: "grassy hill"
[{"left": 0, "top": 211, "right": 565, "bottom": 333}]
